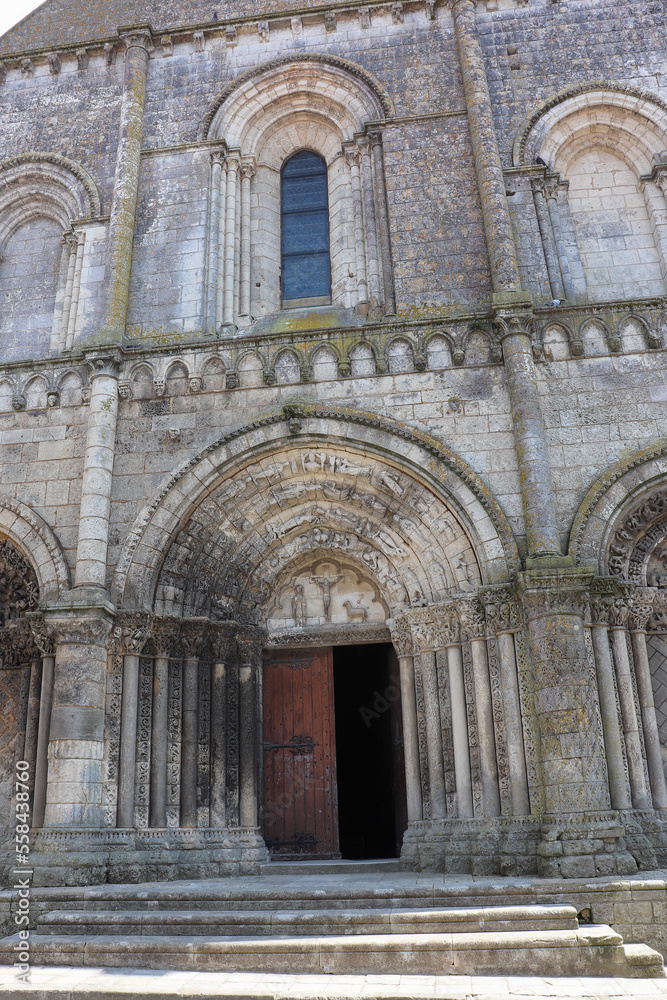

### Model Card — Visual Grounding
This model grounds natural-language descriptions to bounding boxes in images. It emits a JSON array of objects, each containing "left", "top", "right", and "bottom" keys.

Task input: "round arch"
[
  {"left": 0, "top": 494, "right": 71, "bottom": 601},
  {"left": 113, "top": 405, "right": 519, "bottom": 617}
]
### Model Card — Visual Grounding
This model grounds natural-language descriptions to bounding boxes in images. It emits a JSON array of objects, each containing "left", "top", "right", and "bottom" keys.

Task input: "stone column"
[
  {"left": 531, "top": 177, "right": 565, "bottom": 301},
  {"left": 588, "top": 588, "right": 631, "bottom": 812},
  {"left": 608, "top": 596, "right": 652, "bottom": 811},
  {"left": 368, "top": 129, "right": 396, "bottom": 315},
  {"left": 223, "top": 154, "right": 240, "bottom": 327},
  {"left": 441, "top": 608, "right": 473, "bottom": 818},
  {"left": 357, "top": 137, "right": 382, "bottom": 306},
  {"left": 459, "top": 598, "right": 501, "bottom": 817},
  {"left": 390, "top": 619, "right": 422, "bottom": 822},
  {"left": 73, "top": 355, "right": 121, "bottom": 591},
  {"left": 344, "top": 146, "right": 369, "bottom": 306},
  {"left": 207, "top": 150, "right": 226, "bottom": 334},
  {"left": 116, "top": 615, "right": 151, "bottom": 829},
  {"left": 42, "top": 614, "right": 113, "bottom": 828},
  {"left": 101, "top": 28, "right": 151, "bottom": 343},
  {"left": 22, "top": 656, "right": 43, "bottom": 776},
  {"left": 179, "top": 624, "right": 206, "bottom": 829},
  {"left": 629, "top": 589, "right": 667, "bottom": 811},
  {"left": 237, "top": 635, "right": 261, "bottom": 829},
  {"left": 148, "top": 621, "right": 175, "bottom": 829},
  {"left": 544, "top": 177, "right": 576, "bottom": 302},
  {"left": 452, "top": 0, "right": 522, "bottom": 294},
  {"left": 495, "top": 311, "right": 562, "bottom": 560},
  {"left": 210, "top": 629, "right": 235, "bottom": 828},
  {"left": 239, "top": 159, "right": 255, "bottom": 319},
  {"left": 519, "top": 571, "right": 636, "bottom": 877},
  {"left": 27, "top": 619, "right": 55, "bottom": 830},
  {"left": 409, "top": 615, "right": 447, "bottom": 819},
  {"left": 481, "top": 587, "right": 531, "bottom": 815}
]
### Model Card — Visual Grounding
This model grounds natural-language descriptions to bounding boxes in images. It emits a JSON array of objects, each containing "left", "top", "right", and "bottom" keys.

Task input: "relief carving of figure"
[
  {"left": 343, "top": 599, "right": 369, "bottom": 622},
  {"left": 291, "top": 583, "right": 307, "bottom": 627},
  {"left": 310, "top": 573, "right": 343, "bottom": 621}
]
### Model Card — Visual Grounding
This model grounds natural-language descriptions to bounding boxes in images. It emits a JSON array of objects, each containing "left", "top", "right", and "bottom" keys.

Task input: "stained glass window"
[{"left": 281, "top": 150, "right": 332, "bottom": 305}]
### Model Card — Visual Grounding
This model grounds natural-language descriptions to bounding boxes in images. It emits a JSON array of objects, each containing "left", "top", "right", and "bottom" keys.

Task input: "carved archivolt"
[
  {"left": 155, "top": 443, "right": 483, "bottom": 628},
  {"left": 114, "top": 405, "right": 519, "bottom": 611},
  {"left": 0, "top": 494, "right": 70, "bottom": 600}
]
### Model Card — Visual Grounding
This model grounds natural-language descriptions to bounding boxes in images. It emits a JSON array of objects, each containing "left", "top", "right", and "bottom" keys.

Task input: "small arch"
[
  {"left": 130, "top": 363, "right": 154, "bottom": 400},
  {"left": 202, "top": 356, "right": 226, "bottom": 392},
  {"left": 238, "top": 351, "right": 264, "bottom": 388},
  {"left": 542, "top": 324, "right": 570, "bottom": 361},
  {"left": 311, "top": 345, "right": 340, "bottom": 381},
  {"left": 580, "top": 320, "right": 610, "bottom": 357},
  {"left": 24, "top": 375, "right": 47, "bottom": 410},
  {"left": 349, "top": 342, "right": 376, "bottom": 378},
  {"left": 274, "top": 350, "right": 301, "bottom": 385},
  {"left": 57, "top": 370, "right": 83, "bottom": 407},
  {"left": 464, "top": 331, "right": 493, "bottom": 366},
  {"left": 0, "top": 379, "right": 14, "bottom": 412},
  {"left": 387, "top": 339, "right": 414, "bottom": 375},
  {"left": 166, "top": 362, "right": 189, "bottom": 397},
  {"left": 619, "top": 316, "right": 649, "bottom": 353},
  {"left": 426, "top": 334, "right": 453, "bottom": 370}
]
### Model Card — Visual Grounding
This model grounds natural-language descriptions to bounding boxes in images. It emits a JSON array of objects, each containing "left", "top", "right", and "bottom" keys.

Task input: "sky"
[{"left": 0, "top": 0, "right": 44, "bottom": 39}]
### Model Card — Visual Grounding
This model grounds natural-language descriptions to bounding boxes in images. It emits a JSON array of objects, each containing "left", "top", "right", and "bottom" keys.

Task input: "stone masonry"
[{"left": 0, "top": 0, "right": 666, "bottom": 892}]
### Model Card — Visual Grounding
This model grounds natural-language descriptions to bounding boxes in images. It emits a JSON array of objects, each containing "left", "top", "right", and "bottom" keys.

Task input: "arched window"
[{"left": 281, "top": 151, "right": 332, "bottom": 308}]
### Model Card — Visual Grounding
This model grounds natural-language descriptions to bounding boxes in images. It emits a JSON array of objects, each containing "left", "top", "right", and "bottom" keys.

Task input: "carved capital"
[
  {"left": 44, "top": 614, "right": 113, "bottom": 647},
  {"left": 236, "top": 637, "right": 263, "bottom": 669},
  {"left": 118, "top": 27, "right": 154, "bottom": 54},
  {"left": 179, "top": 618, "right": 208, "bottom": 659},
  {"left": 493, "top": 308, "right": 535, "bottom": 343},
  {"left": 0, "top": 619, "right": 39, "bottom": 667},
  {"left": 27, "top": 613, "right": 56, "bottom": 657},
  {"left": 114, "top": 612, "right": 153, "bottom": 655},
  {"left": 86, "top": 352, "right": 122, "bottom": 380},
  {"left": 151, "top": 616, "right": 181, "bottom": 657},
  {"left": 628, "top": 588, "right": 656, "bottom": 632},
  {"left": 240, "top": 159, "right": 256, "bottom": 181},
  {"left": 389, "top": 617, "right": 413, "bottom": 657},
  {"left": 479, "top": 585, "right": 521, "bottom": 634},
  {"left": 457, "top": 597, "right": 486, "bottom": 641}
]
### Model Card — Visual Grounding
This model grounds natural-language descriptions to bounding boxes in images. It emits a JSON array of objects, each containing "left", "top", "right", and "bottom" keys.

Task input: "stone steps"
[
  {"left": 36, "top": 903, "right": 579, "bottom": 937},
  {"left": 1, "top": 924, "right": 663, "bottom": 977}
]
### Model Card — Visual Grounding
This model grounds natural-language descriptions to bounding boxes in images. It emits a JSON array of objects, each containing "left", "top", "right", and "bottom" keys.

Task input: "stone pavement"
[{"left": 3, "top": 966, "right": 667, "bottom": 999}]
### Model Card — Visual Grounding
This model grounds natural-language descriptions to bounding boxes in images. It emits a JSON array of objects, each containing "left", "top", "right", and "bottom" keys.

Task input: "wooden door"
[{"left": 262, "top": 647, "right": 339, "bottom": 859}]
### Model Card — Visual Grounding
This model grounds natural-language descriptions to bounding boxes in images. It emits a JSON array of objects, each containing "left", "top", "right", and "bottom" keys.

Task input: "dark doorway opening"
[{"left": 333, "top": 643, "right": 408, "bottom": 859}]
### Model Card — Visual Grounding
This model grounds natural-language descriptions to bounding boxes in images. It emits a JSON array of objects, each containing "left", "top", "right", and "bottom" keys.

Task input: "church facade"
[{"left": 0, "top": 0, "right": 667, "bottom": 886}]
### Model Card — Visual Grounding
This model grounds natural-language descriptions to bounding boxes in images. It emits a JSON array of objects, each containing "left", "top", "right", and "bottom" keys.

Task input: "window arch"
[{"left": 281, "top": 151, "right": 332, "bottom": 307}]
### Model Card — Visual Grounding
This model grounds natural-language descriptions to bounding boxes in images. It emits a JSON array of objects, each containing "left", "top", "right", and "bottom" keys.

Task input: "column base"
[
  {"left": 0, "top": 828, "right": 269, "bottom": 887},
  {"left": 537, "top": 812, "right": 638, "bottom": 878},
  {"left": 400, "top": 816, "right": 540, "bottom": 875}
]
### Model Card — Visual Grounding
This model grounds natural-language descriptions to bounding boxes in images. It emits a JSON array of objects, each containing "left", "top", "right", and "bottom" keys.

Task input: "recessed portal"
[
  {"left": 333, "top": 643, "right": 407, "bottom": 859},
  {"left": 261, "top": 643, "right": 407, "bottom": 861}
]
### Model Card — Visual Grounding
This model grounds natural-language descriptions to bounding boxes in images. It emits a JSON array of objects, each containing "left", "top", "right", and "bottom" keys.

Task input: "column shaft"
[
  {"left": 502, "top": 331, "right": 562, "bottom": 558},
  {"left": 419, "top": 650, "right": 447, "bottom": 819},
  {"left": 398, "top": 654, "right": 423, "bottom": 822},
  {"left": 149, "top": 655, "right": 169, "bottom": 827},
  {"left": 73, "top": 367, "right": 119, "bottom": 589},
  {"left": 117, "top": 653, "right": 140, "bottom": 828},
  {"left": 470, "top": 638, "right": 501, "bottom": 816},
  {"left": 545, "top": 187, "right": 575, "bottom": 301},
  {"left": 240, "top": 163, "right": 254, "bottom": 317},
  {"left": 32, "top": 655, "right": 54, "bottom": 829},
  {"left": 497, "top": 632, "right": 530, "bottom": 815},
  {"left": 180, "top": 656, "right": 199, "bottom": 827},
  {"left": 23, "top": 658, "right": 42, "bottom": 775},
  {"left": 590, "top": 625, "right": 631, "bottom": 810},
  {"left": 369, "top": 133, "right": 396, "bottom": 314},
  {"left": 216, "top": 165, "right": 227, "bottom": 329},
  {"left": 359, "top": 140, "right": 382, "bottom": 305},
  {"left": 210, "top": 662, "right": 227, "bottom": 827},
  {"left": 239, "top": 664, "right": 258, "bottom": 827},
  {"left": 347, "top": 151, "right": 368, "bottom": 305},
  {"left": 532, "top": 183, "right": 565, "bottom": 300},
  {"left": 223, "top": 157, "right": 239, "bottom": 326},
  {"left": 207, "top": 153, "right": 223, "bottom": 333},
  {"left": 446, "top": 644, "right": 473, "bottom": 818},
  {"left": 44, "top": 620, "right": 111, "bottom": 828},
  {"left": 452, "top": 0, "right": 521, "bottom": 293},
  {"left": 610, "top": 627, "right": 651, "bottom": 810},
  {"left": 66, "top": 234, "right": 85, "bottom": 350},
  {"left": 102, "top": 31, "right": 150, "bottom": 341},
  {"left": 630, "top": 629, "right": 667, "bottom": 810}
]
